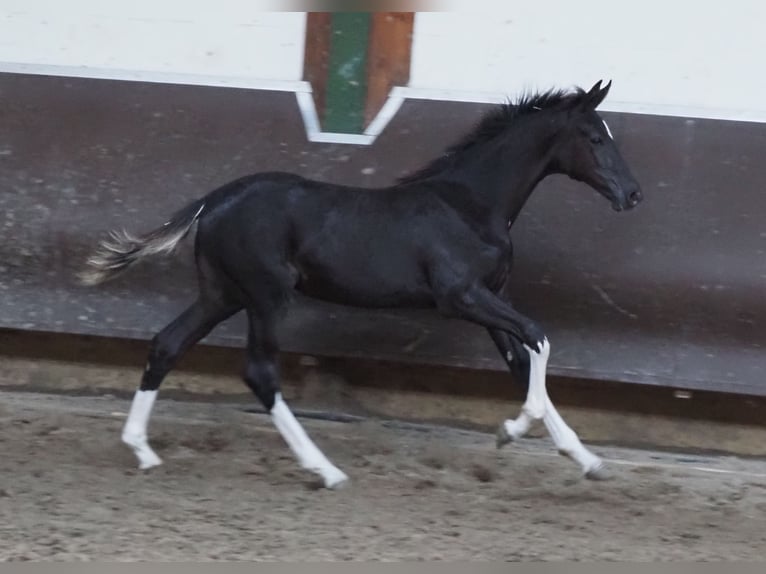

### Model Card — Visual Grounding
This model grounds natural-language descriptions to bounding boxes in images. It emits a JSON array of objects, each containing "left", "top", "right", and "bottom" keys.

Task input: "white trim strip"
[
  {"left": 307, "top": 132, "right": 376, "bottom": 145},
  {"left": 393, "top": 86, "right": 766, "bottom": 124},
  {"left": 295, "top": 91, "right": 324, "bottom": 137},
  {"left": 295, "top": 91, "right": 376, "bottom": 145},
  {"left": 0, "top": 61, "right": 311, "bottom": 94},
  {"left": 365, "top": 94, "right": 406, "bottom": 138},
  {"left": 389, "top": 85, "right": 508, "bottom": 105},
  {"left": 603, "top": 101, "right": 766, "bottom": 123},
  {"left": 4, "top": 62, "right": 766, "bottom": 146},
  {"left": 296, "top": 91, "right": 406, "bottom": 145}
]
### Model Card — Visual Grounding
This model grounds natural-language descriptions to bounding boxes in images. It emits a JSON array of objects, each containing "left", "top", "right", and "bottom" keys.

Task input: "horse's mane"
[{"left": 397, "top": 87, "right": 587, "bottom": 185}]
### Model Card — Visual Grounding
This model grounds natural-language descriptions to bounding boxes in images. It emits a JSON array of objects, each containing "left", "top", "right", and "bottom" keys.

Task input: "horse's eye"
[{"left": 590, "top": 136, "right": 603, "bottom": 145}]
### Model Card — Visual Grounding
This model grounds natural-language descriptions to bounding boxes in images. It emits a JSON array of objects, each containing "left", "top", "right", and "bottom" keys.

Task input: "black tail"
[{"left": 79, "top": 197, "right": 206, "bottom": 286}]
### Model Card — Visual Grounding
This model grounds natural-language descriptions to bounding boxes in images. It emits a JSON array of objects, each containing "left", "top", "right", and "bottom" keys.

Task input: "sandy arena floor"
[{"left": 0, "top": 391, "right": 765, "bottom": 561}]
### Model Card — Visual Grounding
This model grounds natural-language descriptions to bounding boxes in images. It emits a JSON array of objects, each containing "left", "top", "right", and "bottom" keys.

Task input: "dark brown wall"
[{"left": 0, "top": 73, "right": 764, "bottom": 396}]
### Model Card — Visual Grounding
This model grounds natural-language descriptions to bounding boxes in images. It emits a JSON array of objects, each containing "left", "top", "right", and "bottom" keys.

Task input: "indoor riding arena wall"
[{"left": 1, "top": 4, "right": 765, "bottom": 455}]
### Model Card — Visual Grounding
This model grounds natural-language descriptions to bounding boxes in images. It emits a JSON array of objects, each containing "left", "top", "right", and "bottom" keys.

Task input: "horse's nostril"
[{"left": 629, "top": 190, "right": 642, "bottom": 205}]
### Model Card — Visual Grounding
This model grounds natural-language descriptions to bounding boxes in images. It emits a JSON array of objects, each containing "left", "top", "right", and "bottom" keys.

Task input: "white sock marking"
[
  {"left": 122, "top": 390, "right": 163, "bottom": 470},
  {"left": 602, "top": 119, "right": 614, "bottom": 140},
  {"left": 271, "top": 393, "right": 348, "bottom": 489},
  {"left": 502, "top": 411, "right": 533, "bottom": 441},
  {"left": 502, "top": 338, "right": 603, "bottom": 475},
  {"left": 543, "top": 396, "right": 603, "bottom": 474},
  {"left": 500, "top": 338, "right": 548, "bottom": 441},
  {"left": 521, "top": 338, "right": 549, "bottom": 420}
]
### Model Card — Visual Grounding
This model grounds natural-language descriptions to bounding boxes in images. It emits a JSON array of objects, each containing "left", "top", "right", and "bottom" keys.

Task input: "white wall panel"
[
  {"left": 410, "top": 3, "right": 766, "bottom": 121},
  {"left": 0, "top": 1, "right": 305, "bottom": 83}
]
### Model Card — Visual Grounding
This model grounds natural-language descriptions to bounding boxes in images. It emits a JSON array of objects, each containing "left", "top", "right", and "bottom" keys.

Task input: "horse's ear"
[
  {"left": 585, "top": 80, "right": 611, "bottom": 110},
  {"left": 592, "top": 79, "right": 611, "bottom": 109},
  {"left": 587, "top": 80, "right": 603, "bottom": 98}
]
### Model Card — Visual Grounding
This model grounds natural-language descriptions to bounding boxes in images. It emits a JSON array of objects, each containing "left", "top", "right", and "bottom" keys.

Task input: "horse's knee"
[{"left": 521, "top": 324, "right": 548, "bottom": 355}]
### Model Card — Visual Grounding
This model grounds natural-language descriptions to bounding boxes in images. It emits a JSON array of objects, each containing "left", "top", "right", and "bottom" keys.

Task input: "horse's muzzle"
[
  {"left": 613, "top": 187, "right": 643, "bottom": 211},
  {"left": 627, "top": 188, "right": 643, "bottom": 208}
]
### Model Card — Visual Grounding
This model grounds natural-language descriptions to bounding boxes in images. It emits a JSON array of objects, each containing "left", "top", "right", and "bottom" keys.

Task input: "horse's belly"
[{"left": 293, "top": 252, "right": 433, "bottom": 308}]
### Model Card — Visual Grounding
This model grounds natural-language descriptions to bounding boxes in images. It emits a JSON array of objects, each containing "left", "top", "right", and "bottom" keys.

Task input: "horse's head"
[{"left": 552, "top": 81, "right": 642, "bottom": 211}]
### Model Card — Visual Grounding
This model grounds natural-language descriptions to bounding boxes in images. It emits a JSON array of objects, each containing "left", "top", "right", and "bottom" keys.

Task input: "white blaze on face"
[{"left": 602, "top": 119, "right": 614, "bottom": 140}]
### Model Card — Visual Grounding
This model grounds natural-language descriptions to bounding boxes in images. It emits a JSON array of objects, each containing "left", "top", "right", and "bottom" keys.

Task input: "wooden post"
[
  {"left": 304, "top": 12, "right": 414, "bottom": 134},
  {"left": 364, "top": 13, "right": 414, "bottom": 129}
]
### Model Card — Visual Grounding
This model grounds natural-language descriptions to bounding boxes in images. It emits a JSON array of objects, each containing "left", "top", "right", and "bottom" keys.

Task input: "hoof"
[
  {"left": 323, "top": 469, "right": 350, "bottom": 490},
  {"left": 138, "top": 456, "right": 163, "bottom": 471},
  {"left": 123, "top": 435, "right": 163, "bottom": 470},
  {"left": 496, "top": 423, "right": 514, "bottom": 449},
  {"left": 585, "top": 463, "right": 611, "bottom": 481}
]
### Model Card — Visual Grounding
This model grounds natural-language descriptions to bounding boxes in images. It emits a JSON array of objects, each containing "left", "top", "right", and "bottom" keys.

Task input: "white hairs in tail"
[{"left": 79, "top": 202, "right": 204, "bottom": 286}]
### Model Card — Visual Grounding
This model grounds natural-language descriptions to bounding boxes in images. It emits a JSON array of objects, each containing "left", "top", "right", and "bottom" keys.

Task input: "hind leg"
[
  {"left": 243, "top": 309, "right": 348, "bottom": 489},
  {"left": 122, "top": 298, "right": 238, "bottom": 469}
]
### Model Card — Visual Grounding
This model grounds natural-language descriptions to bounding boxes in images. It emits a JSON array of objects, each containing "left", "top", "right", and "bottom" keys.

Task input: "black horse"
[{"left": 82, "top": 80, "right": 642, "bottom": 489}]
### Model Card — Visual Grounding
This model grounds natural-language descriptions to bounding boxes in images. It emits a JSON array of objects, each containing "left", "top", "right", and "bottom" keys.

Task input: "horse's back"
[{"left": 195, "top": 173, "right": 442, "bottom": 308}]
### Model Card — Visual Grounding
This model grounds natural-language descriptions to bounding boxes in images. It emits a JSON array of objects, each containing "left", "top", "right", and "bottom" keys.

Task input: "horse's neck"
[
  {"left": 455, "top": 127, "right": 555, "bottom": 225},
  {"left": 503, "top": 167, "right": 550, "bottom": 225}
]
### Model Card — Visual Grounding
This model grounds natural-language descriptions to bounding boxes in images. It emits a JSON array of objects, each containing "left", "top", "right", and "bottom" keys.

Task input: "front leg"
[
  {"left": 434, "top": 280, "right": 550, "bottom": 424},
  {"left": 435, "top": 280, "right": 605, "bottom": 478},
  {"left": 488, "top": 327, "right": 530, "bottom": 390},
  {"left": 490, "top": 327, "right": 606, "bottom": 479}
]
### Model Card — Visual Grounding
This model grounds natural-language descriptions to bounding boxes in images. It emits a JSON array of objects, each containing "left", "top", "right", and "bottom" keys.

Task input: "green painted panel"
[{"left": 323, "top": 13, "right": 371, "bottom": 134}]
